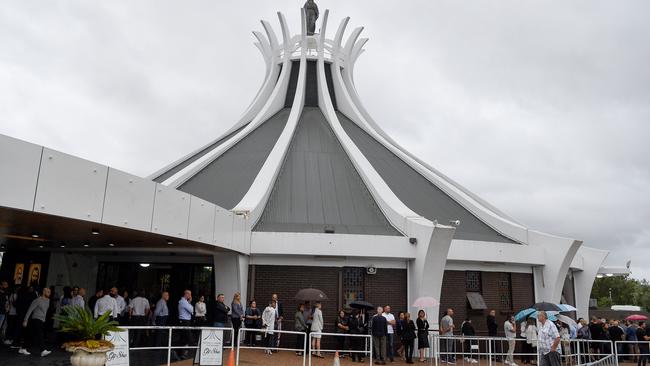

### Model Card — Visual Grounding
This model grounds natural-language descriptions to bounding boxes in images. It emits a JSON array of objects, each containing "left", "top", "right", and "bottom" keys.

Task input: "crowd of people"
[{"left": 2, "top": 280, "right": 649, "bottom": 365}]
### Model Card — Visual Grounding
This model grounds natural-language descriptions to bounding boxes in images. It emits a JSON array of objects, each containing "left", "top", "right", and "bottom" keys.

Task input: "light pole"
[{"left": 609, "top": 288, "right": 613, "bottom": 303}]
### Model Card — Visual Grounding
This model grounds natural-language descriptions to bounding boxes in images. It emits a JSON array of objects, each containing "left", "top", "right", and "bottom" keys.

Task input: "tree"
[{"left": 591, "top": 275, "right": 650, "bottom": 311}]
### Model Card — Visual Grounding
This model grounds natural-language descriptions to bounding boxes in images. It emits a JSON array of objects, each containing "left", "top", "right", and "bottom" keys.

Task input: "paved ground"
[
  {"left": 0, "top": 345, "right": 420, "bottom": 366},
  {"left": 2, "top": 344, "right": 639, "bottom": 366}
]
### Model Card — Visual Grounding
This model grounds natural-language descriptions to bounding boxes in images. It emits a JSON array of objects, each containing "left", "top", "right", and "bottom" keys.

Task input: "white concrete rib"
[
  {"left": 160, "top": 16, "right": 294, "bottom": 188},
  {"left": 232, "top": 11, "right": 310, "bottom": 228}
]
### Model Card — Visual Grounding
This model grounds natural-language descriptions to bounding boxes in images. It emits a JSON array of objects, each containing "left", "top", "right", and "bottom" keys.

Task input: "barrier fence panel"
[
  {"left": 614, "top": 340, "right": 650, "bottom": 364},
  {"left": 425, "top": 335, "right": 616, "bottom": 366},
  {"left": 307, "top": 332, "right": 373, "bottom": 366},
  {"left": 570, "top": 339, "right": 616, "bottom": 366},
  {"left": 119, "top": 325, "right": 234, "bottom": 366},
  {"left": 236, "top": 327, "right": 307, "bottom": 366},
  {"left": 431, "top": 335, "right": 540, "bottom": 366}
]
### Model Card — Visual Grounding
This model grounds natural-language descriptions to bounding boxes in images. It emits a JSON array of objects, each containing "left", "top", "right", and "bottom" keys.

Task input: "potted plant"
[{"left": 54, "top": 305, "right": 123, "bottom": 366}]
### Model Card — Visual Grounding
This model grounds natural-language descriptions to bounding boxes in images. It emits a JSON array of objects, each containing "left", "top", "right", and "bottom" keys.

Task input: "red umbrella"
[{"left": 625, "top": 314, "right": 648, "bottom": 321}]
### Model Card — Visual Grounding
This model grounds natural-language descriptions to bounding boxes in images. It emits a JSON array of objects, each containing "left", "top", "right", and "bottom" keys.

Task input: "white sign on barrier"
[
  {"left": 199, "top": 329, "right": 224, "bottom": 366},
  {"left": 105, "top": 330, "right": 130, "bottom": 366}
]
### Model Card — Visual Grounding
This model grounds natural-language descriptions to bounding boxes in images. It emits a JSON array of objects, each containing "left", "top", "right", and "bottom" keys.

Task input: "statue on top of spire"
[{"left": 303, "top": 0, "right": 319, "bottom": 35}]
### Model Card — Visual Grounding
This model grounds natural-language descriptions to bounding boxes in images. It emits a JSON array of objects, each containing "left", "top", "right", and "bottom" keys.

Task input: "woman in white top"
[
  {"left": 194, "top": 295, "right": 207, "bottom": 325},
  {"left": 310, "top": 302, "right": 324, "bottom": 358},
  {"left": 262, "top": 301, "right": 276, "bottom": 355},
  {"left": 523, "top": 318, "right": 538, "bottom": 364}
]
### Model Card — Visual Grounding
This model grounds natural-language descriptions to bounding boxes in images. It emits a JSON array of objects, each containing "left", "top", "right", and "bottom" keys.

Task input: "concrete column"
[
  {"left": 529, "top": 230, "right": 582, "bottom": 302},
  {"left": 408, "top": 221, "right": 455, "bottom": 328},
  {"left": 573, "top": 247, "right": 608, "bottom": 319},
  {"left": 213, "top": 253, "right": 250, "bottom": 306}
]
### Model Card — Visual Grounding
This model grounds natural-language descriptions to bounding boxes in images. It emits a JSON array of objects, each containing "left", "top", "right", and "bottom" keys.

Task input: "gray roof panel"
[
  {"left": 153, "top": 123, "right": 248, "bottom": 183},
  {"left": 177, "top": 109, "right": 290, "bottom": 209},
  {"left": 338, "top": 112, "right": 516, "bottom": 243},
  {"left": 254, "top": 107, "right": 401, "bottom": 236}
]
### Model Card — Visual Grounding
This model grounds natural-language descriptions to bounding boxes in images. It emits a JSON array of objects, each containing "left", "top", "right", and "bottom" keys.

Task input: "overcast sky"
[{"left": 1, "top": 1, "right": 648, "bottom": 279}]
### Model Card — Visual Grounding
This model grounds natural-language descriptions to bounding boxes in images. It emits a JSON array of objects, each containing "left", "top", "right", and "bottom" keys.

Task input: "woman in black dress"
[
  {"left": 402, "top": 312, "right": 417, "bottom": 364},
  {"left": 416, "top": 310, "right": 430, "bottom": 363}
]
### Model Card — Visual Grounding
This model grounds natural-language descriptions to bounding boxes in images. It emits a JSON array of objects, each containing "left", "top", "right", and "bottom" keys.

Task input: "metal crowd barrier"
[
  {"left": 614, "top": 340, "right": 650, "bottom": 363},
  {"left": 570, "top": 339, "right": 617, "bottom": 365},
  {"left": 120, "top": 325, "right": 234, "bottom": 366},
  {"left": 432, "top": 335, "right": 540, "bottom": 366},
  {"left": 424, "top": 334, "right": 616, "bottom": 366},
  {"left": 236, "top": 327, "right": 308, "bottom": 366},
  {"left": 586, "top": 354, "right": 616, "bottom": 366},
  {"left": 307, "top": 332, "right": 373, "bottom": 366}
]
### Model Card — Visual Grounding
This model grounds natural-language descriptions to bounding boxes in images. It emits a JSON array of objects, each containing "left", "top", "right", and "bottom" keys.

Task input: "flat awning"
[{"left": 467, "top": 292, "right": 487, "bottom": 310}]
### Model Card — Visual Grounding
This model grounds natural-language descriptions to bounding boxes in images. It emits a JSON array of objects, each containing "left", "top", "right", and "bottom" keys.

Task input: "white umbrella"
[
  {"left": 556, "top": 314, "right": 578, "bottom": 329},
  {"left": 412, "top": 296, "right": 440, "bottom": 309}
]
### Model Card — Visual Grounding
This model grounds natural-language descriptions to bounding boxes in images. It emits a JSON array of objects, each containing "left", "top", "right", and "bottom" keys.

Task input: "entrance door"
[{"left": 96, "top": 262, "right": 214, "bottom": 309}]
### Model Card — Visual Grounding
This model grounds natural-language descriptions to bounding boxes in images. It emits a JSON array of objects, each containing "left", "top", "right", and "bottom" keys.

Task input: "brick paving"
[{"left": 0, "top": 345, "right": 421, "bottom": 365}]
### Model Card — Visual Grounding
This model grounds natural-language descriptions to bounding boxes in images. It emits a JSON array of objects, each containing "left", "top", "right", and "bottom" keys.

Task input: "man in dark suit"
[{"left": 372, "top": 306, "right": 388, "bottom": 365}]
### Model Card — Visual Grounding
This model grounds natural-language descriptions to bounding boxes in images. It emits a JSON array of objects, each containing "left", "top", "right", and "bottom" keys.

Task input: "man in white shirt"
[
  {"left": 129, "top": 289, "right": 150, "bottom": 347},
  {"left": 383, "top": 305, "right": 397, "bottom": 363},
  {"left": 504, "top": 315, "right": 518, "bottom": 366},
  {"left": 94, "top": 289, "right": 119, "bottom": 320},
  {"left": 110, "top": 287, "right": 126, "bottom": 324},
  {"left": 537, "top": 311, "right": 561, "bottom": 366},
  {"left": 441, "top": 308, "right": 456, "bottom": 364},
  {"left": 71, "top": 288, "right": 85, "bottom": 308}
]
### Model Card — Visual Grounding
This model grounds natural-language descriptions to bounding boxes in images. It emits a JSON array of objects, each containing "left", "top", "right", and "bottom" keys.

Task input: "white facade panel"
[
  {"left": 34, "top": 148, "right": 108, "bottom": 222},
  {"left": 151, "top": 184, "right": 190, "bottom": 239},
  {"left": 250, "top": 231, "right": 413, "bottom": 258},
  {"left": 213, "top": 208, "right": 234, "bottom": 249},
  {"left": 187, "top": 196, "right": 216, "bottom": 244},
  {"left": 102, "top": 169, "right": 156, "bottom": 232},
  {"left": 0, "top": 134, "right": 42, "bottom": 211}
]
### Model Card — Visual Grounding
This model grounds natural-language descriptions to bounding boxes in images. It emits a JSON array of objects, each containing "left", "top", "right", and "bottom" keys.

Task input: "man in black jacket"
[
  {"left": 372, "top": 306, "right": 388, "bottom": 365},
  {"left": 213, "top": 293, "right": 230, "bottom": 328},
  {"left": 487, "top": 309, "right": 499, "bottom": 361}
]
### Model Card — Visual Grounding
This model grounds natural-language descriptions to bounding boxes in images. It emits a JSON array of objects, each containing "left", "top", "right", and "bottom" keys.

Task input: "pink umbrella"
[
  {"left": 412, "top": 296, "right": 440, "bottom": 309},
  {"left": 625, "top": 314, "right": 648, "bottom": 321}
]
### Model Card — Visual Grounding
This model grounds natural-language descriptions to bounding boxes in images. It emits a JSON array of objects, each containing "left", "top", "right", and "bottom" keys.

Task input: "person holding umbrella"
[
  {"left": 311, "top": 302, "right": 324, "bottom": 358},
  {"left": 348, "top": 309, "right": 365, "bottom": 362}
]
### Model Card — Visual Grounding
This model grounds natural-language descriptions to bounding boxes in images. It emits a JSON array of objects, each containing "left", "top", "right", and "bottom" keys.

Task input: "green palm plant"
[{"left": 54, "top": 305, "right": 123, "bottom": 340}]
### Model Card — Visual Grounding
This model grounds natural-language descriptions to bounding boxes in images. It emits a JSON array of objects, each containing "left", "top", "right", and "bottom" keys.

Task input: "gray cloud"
[{"left": 1, "top": 1, "right": 648, "bottom": 279}]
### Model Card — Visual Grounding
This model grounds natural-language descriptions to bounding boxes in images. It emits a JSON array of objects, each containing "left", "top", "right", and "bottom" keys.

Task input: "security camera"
[
  {"left": 449, "top": 219, "right": 461, "bottom": 227},
  {"left": 366, "top": 266, "right": 377, "bottom": 275}
]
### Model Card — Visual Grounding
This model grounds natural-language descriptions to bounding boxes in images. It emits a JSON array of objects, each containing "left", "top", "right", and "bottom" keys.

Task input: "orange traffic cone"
[{"left": 333, "top": 351, "right": 340, "bottom": 366}]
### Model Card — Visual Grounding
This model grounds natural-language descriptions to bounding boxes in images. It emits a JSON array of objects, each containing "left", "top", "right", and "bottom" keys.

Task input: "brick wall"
[
  {"left": 250, "top": 266, "right": 534, "bottom": 343},
  {"left": 440, "top": 270, "right": 534, "bottom": 336},
  {"left": 249, "top": 265, "right": 407, "bottom": 348},
  {"left": 364, "top": 268, "right": 408, "bottom": 314}
]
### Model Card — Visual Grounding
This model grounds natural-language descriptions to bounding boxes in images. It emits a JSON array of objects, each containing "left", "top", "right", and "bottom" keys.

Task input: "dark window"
[
  {"left": 342, "top": 267, "right": 364, "bottom": 306},
  {"left": 465, "top": 271, "right": 482, "bottom": 292},
  {"left": 498, "top": 273, "right": 512, "bottom": 310}
]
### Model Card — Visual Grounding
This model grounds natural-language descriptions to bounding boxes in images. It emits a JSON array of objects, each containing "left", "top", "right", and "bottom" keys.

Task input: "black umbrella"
[
  {"left": 349, "top": 300, "right": 374, "bottom": 310},
  {"left": 531, "top": 302, "right": 562, "bottom": 311},
  {"left": 295, "top": 288, "right": 328, "bottom": 302}
]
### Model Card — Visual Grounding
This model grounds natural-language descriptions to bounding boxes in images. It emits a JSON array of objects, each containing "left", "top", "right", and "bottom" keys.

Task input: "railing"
[
  {"left": 426, "top": 334, "right": 616, "bottom": 366},
  {"left": 236, "top": 327, "right": 308, "bottom": 366},
  {"left": 432, "top": 335, "right": 540, "bottom": 366},
  {"left": 307, "top": 332, "right": 373, "bottom": 366},
  {"left": 119, "top": 325, "right": 234, "bottom": 366},
  {"left": 586, "top": 354, "right": 616, "bottom": 366},
  {"left": 614, "top": 340, "right": 650, "bottom": 363}
]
